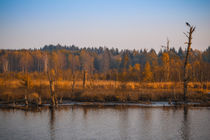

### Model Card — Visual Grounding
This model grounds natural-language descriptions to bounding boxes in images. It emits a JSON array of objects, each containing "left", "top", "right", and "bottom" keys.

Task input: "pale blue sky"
[{"left": 0, "top": 0, "right": 210, "bottom": 51}]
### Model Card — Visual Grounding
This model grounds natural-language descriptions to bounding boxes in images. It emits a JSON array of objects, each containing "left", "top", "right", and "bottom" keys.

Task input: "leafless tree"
[
  {"left": 48, "top": 69, "right": 57, "bottom": 106},
  {"left": 183, "top": 22, "right": 196, "bottom": 103}
]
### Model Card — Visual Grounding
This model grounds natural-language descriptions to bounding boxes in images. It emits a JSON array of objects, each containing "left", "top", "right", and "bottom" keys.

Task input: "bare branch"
[
  {"left": 192, "top": 26, "right": 196, "bottom": 32},
  {"left": 183, "top": 32, "right": 189, "bottom": 38}
]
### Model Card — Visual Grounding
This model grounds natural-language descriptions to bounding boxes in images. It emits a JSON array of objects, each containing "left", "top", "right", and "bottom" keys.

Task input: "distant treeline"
[{"left": 0, "top": 44, "right": 210, "bottom": 82}]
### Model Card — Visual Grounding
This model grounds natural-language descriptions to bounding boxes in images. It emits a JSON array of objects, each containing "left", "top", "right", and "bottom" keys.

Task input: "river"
[{"left": 0, "top": 105, "right": 210, "bottom": 140}]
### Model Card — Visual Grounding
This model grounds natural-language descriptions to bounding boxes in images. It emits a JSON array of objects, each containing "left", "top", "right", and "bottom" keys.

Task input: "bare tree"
[
  {"left": 43, "top": 54, "right": 48, "bottom": 73},
  {"left": 161, "top": 38, "right": 170, "bottom": 81},
  {"left": 161, "top": 38, "right": 170, "bottom": 52},
  {"left": 48, "top": 69, "right": 57, "bottom": 106},
  {"left": 21, "top": 73, "right": 31, "bottom": 106},
  {"left": 2, "top": 57, "right": 8, "bottom": 72},
  {"left": 183, "top": 22, "right": 196, "bottom": 103},
  {"left": 68, "top": 53, "right": 78, "bottom": 93}
]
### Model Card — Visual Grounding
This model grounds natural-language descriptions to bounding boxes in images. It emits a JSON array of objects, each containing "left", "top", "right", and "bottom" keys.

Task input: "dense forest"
[{"left": 0, "top": 44, "right": 210, "bottom": 82}]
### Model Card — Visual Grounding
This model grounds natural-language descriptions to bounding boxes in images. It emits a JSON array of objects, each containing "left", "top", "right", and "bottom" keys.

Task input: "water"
[{"left": 0, "top": 105, "right": 210, "bottom": 140}]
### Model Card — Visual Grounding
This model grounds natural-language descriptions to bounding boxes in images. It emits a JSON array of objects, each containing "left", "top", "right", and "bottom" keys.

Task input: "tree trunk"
[
  {"left": 38, "top": 97, "right": 42, "bottom": 106},
  {"left": 83, "top": 71, "right": 86, "bottom": 89},
  {"left": 50, "top": 80, "right": 56, "bottom": 106},
  {"left": 72, "top": 73, "right": 76, "bottom": 92},
  {"left": 24, "top": 94, "right": 28, "bottom": 106},
  {"left": 183, "top": 23, "right": 195, "bottom": 103},
  {"left": 24, "top": 74, "right": 30, "bottom": 106}
]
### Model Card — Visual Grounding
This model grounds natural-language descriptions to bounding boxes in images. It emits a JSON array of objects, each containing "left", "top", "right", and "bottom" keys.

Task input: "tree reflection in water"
[
  {"left": 118, "top": 106, "right": 129, "bottom": 140},
  {"left": 0, "top": 105, "right": 210, "bottom": 140},
  {"left": 180, "top": 106, "right": 190, "bottom": 140},
  {"left": 49, "top": 107, "right": 55, "bottom": 140}
]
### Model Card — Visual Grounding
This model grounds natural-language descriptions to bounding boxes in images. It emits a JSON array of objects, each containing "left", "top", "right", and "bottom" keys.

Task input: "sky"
[{"left": 0, "top": 0, "right": 210, "bottom": 51}]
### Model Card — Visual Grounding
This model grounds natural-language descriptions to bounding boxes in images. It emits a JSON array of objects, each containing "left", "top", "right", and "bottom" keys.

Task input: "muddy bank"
[{"left": 0, "top": 101, "right": 210, "bottom": 111}]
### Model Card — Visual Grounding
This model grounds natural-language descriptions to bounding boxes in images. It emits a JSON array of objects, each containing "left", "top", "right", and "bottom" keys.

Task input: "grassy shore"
[{"left": 0, "top": 79, "right": 209, "bottom": 104}]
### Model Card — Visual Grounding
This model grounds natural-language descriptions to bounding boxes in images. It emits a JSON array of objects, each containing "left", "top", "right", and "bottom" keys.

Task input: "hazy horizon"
[{"left": 0, "top": 0, "right": 210, "bottom": 51}]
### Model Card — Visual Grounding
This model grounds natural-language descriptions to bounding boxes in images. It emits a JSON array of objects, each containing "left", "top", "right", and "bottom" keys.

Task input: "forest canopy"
[{"left": 0, "top": 44, "right": 210, "bottom": 82}]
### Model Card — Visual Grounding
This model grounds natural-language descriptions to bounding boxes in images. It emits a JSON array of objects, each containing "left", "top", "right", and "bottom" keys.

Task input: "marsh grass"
[{"left": 0, "top": 79, "right": 209, "bottom": 103}]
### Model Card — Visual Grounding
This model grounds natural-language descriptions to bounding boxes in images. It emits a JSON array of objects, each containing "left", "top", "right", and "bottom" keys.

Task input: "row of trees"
[{"left": 0, "top": 44, "right": 210, "bottom": 82}]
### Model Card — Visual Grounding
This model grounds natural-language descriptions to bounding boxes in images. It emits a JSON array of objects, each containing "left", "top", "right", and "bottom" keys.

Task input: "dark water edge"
[{"left": 0, "top": 101, "right": 210, "bottom": 110}]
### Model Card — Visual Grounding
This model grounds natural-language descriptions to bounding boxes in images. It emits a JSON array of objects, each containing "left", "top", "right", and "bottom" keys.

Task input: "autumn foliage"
[
  {"left": 0, "top": 45, "right": 210, "bottom": 103},
  {"left": 1, "top": 45, "right": 209, "bottom": 82}
]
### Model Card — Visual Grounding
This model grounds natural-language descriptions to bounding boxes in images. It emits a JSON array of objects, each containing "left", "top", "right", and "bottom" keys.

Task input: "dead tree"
[
  {"left": 37, "top": 78, "right": 42, "bottom": 106},
  {"left": 21, "top": 73, "right": 30, "bottom": 106},
  {"left": 161, "top": 38, "right": 170, "bottom": 52},
  {"left": 69, "top": 53, "right": 78, "bottom": 94},
  {"left": 71, "top": 69, "right": 78, "bottom": 93},
  {"left": 161, "top": 38, "right": 170, "bottom": 81},
  {"left": 48, "top": 69, "right": 57, "bottom": 106},
  {"left": 183, "top": 22, "right": 196, "bottom": 103}
]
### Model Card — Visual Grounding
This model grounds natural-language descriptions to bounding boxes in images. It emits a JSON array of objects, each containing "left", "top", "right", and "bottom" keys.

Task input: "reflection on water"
[
  {"left": 0, "top": 106, "right": 210, "bottom": 140},
  {"left": 49, "top": 108, "right": 55, "bottom": 140},
  {"left": 179, "top": 106, "right": 190, "bottom": 140}
]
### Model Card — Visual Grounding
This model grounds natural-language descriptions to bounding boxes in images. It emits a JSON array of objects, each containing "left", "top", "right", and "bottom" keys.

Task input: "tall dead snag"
[
  {"left": 21, "top": 73, "right": 31, "bottom": 106},
  {"left": 48, "top": 69, "right": 57, "bottom": 106},
  {"left": 37, "top": 78, "right": 42, "bottom": 106},
  {"left": 71, "top": 69, "right": 77, "bottom": 93},
  {"left": 161, "top": 38, "right": 170, "bottom": 82},
  {"left": 183, "top": 22, "right": 196, "bottom": 103}
]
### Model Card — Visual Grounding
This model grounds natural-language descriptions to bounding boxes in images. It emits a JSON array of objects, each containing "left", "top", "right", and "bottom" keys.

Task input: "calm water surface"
[{"left": 0, "top": 105, "right": 210, "bottom": 140}]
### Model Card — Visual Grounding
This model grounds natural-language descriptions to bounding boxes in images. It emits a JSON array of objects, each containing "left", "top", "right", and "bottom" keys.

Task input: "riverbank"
[
  {"left": 1, "top": 101, "right": 210, "bottom": 111},
  {"left": 0, "top": 80, "right": 209, "bottom": 104}
]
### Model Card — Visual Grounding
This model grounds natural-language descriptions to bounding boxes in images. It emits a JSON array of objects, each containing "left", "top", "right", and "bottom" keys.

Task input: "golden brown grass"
[
  {"left": 1, "top": 79, "right": 210, "bottom": 90},
  {"left": 0, "top": 79, "right": 209, "bottom": 103}
]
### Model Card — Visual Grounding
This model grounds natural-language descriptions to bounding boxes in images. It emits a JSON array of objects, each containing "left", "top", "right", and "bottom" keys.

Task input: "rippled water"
[{"left": 0, "top": 105, "right": 210, "bottom": 140}]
